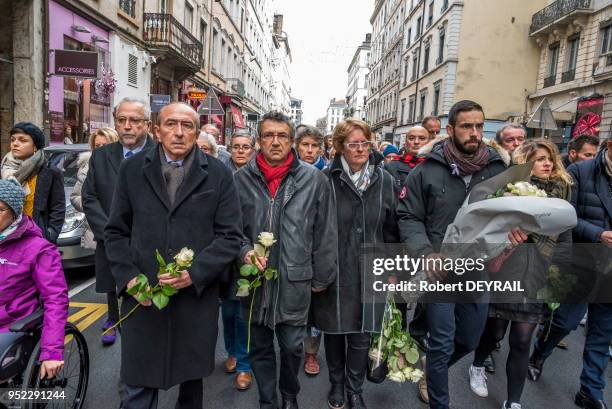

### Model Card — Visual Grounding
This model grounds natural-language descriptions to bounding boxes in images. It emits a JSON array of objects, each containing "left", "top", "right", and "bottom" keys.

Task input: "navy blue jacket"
[{"left": 567, "top": 149, "right": 612, "bottom": 243}]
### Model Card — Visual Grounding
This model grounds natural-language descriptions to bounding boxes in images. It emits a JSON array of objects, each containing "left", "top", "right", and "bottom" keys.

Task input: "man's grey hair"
[
  {"left": 257, "top": 111, "right": 295, "bottom": 139},
  {"left": 113, "top": 97, "right": 151, "bottom": 120},
  {"left": 406, "top": 125, "right": 429, "bottom": 137},
  {"left": 231, "top": 128, "right": 256, "bottom": 146},
  {"left": 495, "top": 123, "right": 526, "bottom": 143},
  {"left": 295, "top": 125, "right": 324, "bottom": 147},
  {"left": 198, "top": 131, "right": 218, "bottom": 158}
]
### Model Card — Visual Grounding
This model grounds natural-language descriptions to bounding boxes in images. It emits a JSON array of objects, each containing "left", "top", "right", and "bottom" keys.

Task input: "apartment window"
[
  {"left": 411, "top": 54, "right": 418, "bottom": 81},
  {"left": 416, "top": 17, "right": 422, "bottom": 38},
  {"left": 441, "top": 0, "right": 448, "bottom": 11},
  {"left": 544, "top": 42, "right": 560, "bottom": 87},
  {"left": 427, "top": 2, "right": 434, "bottom": 28},
  {"left": 200, "top": 21, "right": 208, "bottom": 68},
  {"left": 601, "top": 23, "right": 612, "bottom": 66},
  {"left": 437, "top": 29, "right": 445, "bottom": 64},
  {"left": 212, "top": 29, "right": 219, "bottom": 71},
  {"left": 127, "top": 54, "right": 138, "bottom": 86},
  {"left": 119, "top": 0, "right": 136, "bottom": 17},
  {"left": 408, "top": 95, "right": 416, "bottom": 123},
  {"left": 423, "top": 44, "right": 430, "bottom": 74},
  {"left": 407, "top": 28, "right": 412, "bottom": 47},
  {"left": 419, "top": 91, "right": 427, "bottom": 121},
  {"left": 160, "top": 0, "right": 168, "bottom": 13},
  {"left": 220, "top": 39, "right": 226, "bottom": 74},
  {"left": 562, "top": 35, "right": 579, "bottom": 82},
  {"left": 433, "top": 81, "right": 441, "bottom": 116},
  {"left": 400, "top": 99, "right": 406, "bottom": 124},
  {"left": 184, "top": 2, "right": 194, "bottom": 32},
  {"left": 403, "top": 61, "right": 409, "bottom": 85}
]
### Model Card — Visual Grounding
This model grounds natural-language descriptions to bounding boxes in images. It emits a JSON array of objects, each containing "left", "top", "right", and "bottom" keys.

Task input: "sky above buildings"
[{"left": 275, "top": 0, "right": 372, "bottom": 124}]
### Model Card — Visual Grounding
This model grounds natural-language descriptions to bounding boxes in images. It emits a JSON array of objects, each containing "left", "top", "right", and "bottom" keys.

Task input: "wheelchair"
[{"left": 0, "top": 309, "right": 89, "bottom": 408}]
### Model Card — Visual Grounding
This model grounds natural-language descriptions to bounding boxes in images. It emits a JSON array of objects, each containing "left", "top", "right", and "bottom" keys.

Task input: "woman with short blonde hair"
[
  {"left": 87, "top": 127, "right": 119, "bottom": 151},
  {"left": 512, "top": 139, "right": 573, "bottom": 187}
]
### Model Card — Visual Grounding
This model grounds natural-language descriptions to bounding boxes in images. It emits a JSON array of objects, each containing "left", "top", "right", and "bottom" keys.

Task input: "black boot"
[
  {"left": 575, "top": 390, "right": 608, "bottom": 409},
  {"left": 527, "top": 354, "right": 544, "bottom": 382},
  {"left": 347, "top": 393, "right": 367, "bottom": 409},
  {"left": 281, "top": 397, "right": 298, "bottom": 409},
  {"left": 327, "top": 384, "right": 345, "bottom": 409}
]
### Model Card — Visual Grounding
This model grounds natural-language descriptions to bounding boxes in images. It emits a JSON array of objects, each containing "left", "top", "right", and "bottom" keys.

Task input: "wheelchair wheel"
[{"left": 21, "top": 323, "right": 89, "bottom": 409}]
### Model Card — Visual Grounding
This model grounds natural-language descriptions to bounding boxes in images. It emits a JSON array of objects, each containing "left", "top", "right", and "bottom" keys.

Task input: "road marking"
[
  {"left": 68, "top": 278, "right": 96, "bottom": 298},
  {"left": 65, "top": 302, "right": 108, "bottom": 343}
]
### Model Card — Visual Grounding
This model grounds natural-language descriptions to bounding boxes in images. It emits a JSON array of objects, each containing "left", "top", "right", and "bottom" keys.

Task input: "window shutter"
[{"left": 128, "top": 54, "right": 138, "bottom": 86}]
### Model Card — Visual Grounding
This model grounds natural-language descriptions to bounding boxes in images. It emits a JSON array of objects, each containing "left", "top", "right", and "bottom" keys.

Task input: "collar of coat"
[{"left": 418, "top": 134, "right": 511, "bottom": 167}]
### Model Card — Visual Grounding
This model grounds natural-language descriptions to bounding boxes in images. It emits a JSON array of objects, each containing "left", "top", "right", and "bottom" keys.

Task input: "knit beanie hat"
[
  {"left": 0, "top": 179, "right": 25, "bottom": 217},
  {"left": 383, "top": 144, "right": 400, "bottom": 158},
  {"left": 11, "top": 122, "right": 46, "bottom": 150}
]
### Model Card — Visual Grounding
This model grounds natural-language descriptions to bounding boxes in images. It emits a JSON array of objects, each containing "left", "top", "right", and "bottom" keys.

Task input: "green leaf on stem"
[
  {"left": 251, "top": 277, "right": 262, "bottom": 288},
  {"left": 240, "top": 264, "right": 259, "bottom": 277},
  {"left": 162, "top": 284, "right": 178, "bottom": 297},
  {"left": 264, "top": 268, "right": 274, "bottom": 281},
  {"left": 152, "top": 292, "right": 170, "bottom": 310},
  {"left": 236, "top": 283, "right": 250, "bottom": 297},
  {"left": 155, "top": 250, "right": 167, "bottom": 268},
  {"left": 405, "top": 348, "right": 420, "bottom": 365},
  {"left": 134, "top": 291, "right": 149, "bottom": 303}
]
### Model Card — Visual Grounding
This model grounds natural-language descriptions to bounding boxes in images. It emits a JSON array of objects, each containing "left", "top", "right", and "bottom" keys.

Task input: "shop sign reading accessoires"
[
  {"left": 188, "top": 89, "right": 207, "bottom": 100},
  {"left": 53, "top": 49, "right": 99, "bottom": 79}
]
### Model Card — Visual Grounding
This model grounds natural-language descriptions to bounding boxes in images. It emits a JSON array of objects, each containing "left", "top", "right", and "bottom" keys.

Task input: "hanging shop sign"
[{"left": 54, "top": 50, "right": 99, "bottom": 79}]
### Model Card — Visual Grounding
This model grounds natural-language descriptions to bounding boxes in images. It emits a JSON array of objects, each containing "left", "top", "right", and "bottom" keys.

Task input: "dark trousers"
[
  {"left": 581, "top": 304, "right": 612, "bottom": 400},
  {"left": 425, "top": 303, "right": 488, "bottom": 409},
  {"left": 533, "top": 303, "right": 587, "bottom": 361},
  {"left": 249, "top": 323, "right": 306, "bottom": 409},
  {"left": 107, "top": 292, "right": 120, "bottom": 322},
  {"left": 324, "top": 333, "right": 370, "bottom": 395},
  {"left": 119, "top": 379, "right": 203, "bottom": 409},
  {"left": 409, "top": 303, "right": 428, "bottom": 342}
]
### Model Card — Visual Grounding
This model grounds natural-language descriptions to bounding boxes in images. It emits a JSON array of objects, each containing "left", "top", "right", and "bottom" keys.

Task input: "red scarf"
[
  {"left": 400, "top": 153, "right": 425, "bottom": 168},
  {"left": 256, "top": 151, "right": 294, "bottom": 198}
]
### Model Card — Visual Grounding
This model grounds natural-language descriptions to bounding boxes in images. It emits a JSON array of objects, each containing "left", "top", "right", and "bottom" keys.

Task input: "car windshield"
[{"left": 45, "top": 150, "right": 83, "bottom": 187}]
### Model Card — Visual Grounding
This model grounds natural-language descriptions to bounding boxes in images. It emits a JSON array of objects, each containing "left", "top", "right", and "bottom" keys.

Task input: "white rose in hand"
[
  {"left": 175, "top": 247, "right": 194, "bottom": 267},
  {"left": 258, "top": 232, "right": 277, "bottom": 248}
]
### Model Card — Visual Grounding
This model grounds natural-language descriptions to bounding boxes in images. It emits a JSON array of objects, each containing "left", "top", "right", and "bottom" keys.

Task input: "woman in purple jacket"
[{"left": 0, "top": 178, "right": 68, "bottom": 380}]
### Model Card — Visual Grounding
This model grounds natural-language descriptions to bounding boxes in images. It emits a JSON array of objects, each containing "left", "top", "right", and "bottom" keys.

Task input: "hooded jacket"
[
  {"left": 397, "top": 135, "right": 510, "bottom": 257},
  {"left": 0, "top": 217, "right": 68, "bottom": 361},
  {"left": 234, "top": 149, "right": 338, "bottom": 328}
]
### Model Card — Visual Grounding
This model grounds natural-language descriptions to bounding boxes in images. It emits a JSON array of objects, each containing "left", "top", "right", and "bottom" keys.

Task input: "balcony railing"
[
  {"left": 544, "top": 74, "right": 556, "bottom": 88},
  {"left": 119, "top": 0, "right": 136, "bottom": 18},
  {"left": 143, "top": 13, "right": 203, "bottom": 69},
  {"left": 530, "top": 0, "right": 591, "bottom": 35},
  {"left": 561, "top": 69, "right": 575, "bottom": 82},
  {"left": 226, "top": 78, "right": 245, "bottom": 97}
]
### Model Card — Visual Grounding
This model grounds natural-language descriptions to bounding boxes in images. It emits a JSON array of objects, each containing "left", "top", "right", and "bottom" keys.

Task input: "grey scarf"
[
  {"left": 1, "top": 150, "right": 46, "bottom": 195},
  {"left": 159, "top": 146, "right": 195, "bottom": 205},
  {"left": 341, "top": 155, "right": 373, "bottom": 194}
]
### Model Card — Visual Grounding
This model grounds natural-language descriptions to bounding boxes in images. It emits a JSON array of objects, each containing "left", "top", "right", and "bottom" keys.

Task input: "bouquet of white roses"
[
  {"left": 103, "top": 248, "right": 194, "bottom": 335},
  {"left": 368, "top": 294, "right": 423, "bottom": 384},
  {"left": 487, "top": 181, "right": 548, "bottom": 199}
]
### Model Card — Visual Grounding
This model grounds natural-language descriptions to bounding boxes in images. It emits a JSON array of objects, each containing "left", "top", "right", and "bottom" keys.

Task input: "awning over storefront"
[
  {"left": 231, "top": 105, "right": 245, "bottom": 128},
  {"left": 211, "top": 115, "right": 223, "bottom": 126}
]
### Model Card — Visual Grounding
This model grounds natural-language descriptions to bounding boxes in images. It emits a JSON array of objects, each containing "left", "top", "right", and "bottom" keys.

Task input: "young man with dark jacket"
[
  {"left": 397, "top": 100, "right": 520, "bottom": 409},
  {"left": 234, "top": 111, "right": 337, "bottom": 409}
]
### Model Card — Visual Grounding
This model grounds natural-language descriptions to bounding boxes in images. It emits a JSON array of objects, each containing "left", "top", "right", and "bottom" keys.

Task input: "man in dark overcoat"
[
  {"left": 105, "top": 102, "right": 242, "bottom": 409},
  {"left": 82, "top": 97, "right": 155, "bottom": 345}
]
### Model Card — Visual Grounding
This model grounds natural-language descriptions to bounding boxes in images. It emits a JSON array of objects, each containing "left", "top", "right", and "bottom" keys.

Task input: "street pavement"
[{"left": 65, "top": 268, "right": 611, "bottom": 409}]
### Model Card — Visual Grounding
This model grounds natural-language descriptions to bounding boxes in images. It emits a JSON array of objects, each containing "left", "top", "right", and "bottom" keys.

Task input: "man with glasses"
[
  {"left": 234, "top": 111, "right": 337, "bottom": 409},
  {"left": 398, "top": 100, "right": 517, "bottom": 409},
  {"left": 82, "top": 97, "right": 155, "bottom": 346}
]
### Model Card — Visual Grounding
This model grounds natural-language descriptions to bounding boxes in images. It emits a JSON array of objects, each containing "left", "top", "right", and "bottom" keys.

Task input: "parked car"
[{"left": 44, "top": 144, "right": 94, "bottom": 269}]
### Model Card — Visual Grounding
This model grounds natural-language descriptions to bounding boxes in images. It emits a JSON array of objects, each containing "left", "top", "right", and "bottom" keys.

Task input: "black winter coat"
[
  {"left": 234, "top": 151, "right": 338, "bottom": 329},
  {"left": 312, "top": 152, "right": 399, "bottom": 334},
  {"left": 397, "top": 137, "right": 508, "bottom": 257},
  {"left": 104, "top": 146, "right": 242, "bottom": 389},
  {"left": 32, "top": 166, "right": 65, "bottom": 244},
  {"left": 82, "top": 139, "right": 155, "bottom": 292}
]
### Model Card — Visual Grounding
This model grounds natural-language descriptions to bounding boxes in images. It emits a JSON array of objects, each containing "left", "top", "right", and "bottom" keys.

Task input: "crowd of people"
[{"left": 0, "top": 96, "right": 611, "bottom": 409}]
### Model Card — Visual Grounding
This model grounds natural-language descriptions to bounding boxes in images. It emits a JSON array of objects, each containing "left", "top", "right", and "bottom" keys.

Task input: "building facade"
[
  {"left": 528, "top": 0, "right": 612, "bottom": 142},
  {"left": 347, "top": 33, "right": 371, "bottom": 121},
  {"left": 394, "top": 0, "right": 547, "bottom": 141},
  {"left": 326, "top": 98, "right": 348, "bottom": 133},
  {"left": 366, "top": 0, "right": 405, "bottom": 141},
  {"left": 290, "top": 97, "right": 303, "bottom": 125}
]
